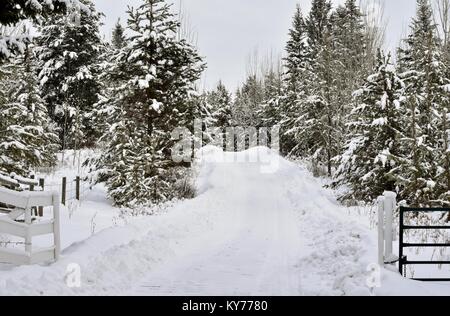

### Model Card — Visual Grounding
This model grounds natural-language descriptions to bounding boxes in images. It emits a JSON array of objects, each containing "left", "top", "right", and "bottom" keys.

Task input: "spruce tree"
[
  {"left": 0, "top": 0, "right": 82, "bottom": 25},
  {"left": 284, "top": 5, "right": 310, "bottom": 94},
  {"left": 306, "top": 0, "right": 332, "bottom": 55},
  {"left": 0, "top": 60, "right": 10, "bottom": 107},
  {"left": 302, "top": 0, "right": 336, "bottom": 175},
  {"left": 233, "top": 75, "right": 264, "bottom": 127},
  {"left": 0, "top": 0, "right": 86, "bottom": 59},
  {"left": 0, "top": 45, "right": 58, "bottom": 178},
  {"left": 333, "top": 51, "right": 406, "bottom": 202},
  {"left": 331, "top": 0, "right": 368, "bottom": 130},
  {"left": 281, "top": 5, "right": 311, "bottom": 156},
  {"left": 208, "top": 81, "right": 233, "bottom": 129},
  {"left": 259, "top": 67, "right": 284, "bottom": 128},
  {"left": 36, "top": 0, "right": 103, "bottom": 149},
  {"left": 111, "top": 19, "right": 126, "bottom": 50},
  {"left": 182, "top": 91, "right": 217, "bottom": 147},
  {"left": 397, "top": 0, "right": 450, "bottom": 205},
  {"left": 91, "top": 19, "right": 129, "bottom": 144},
  {"left": 95, "top": 0, "right": 205, "bottom": 206}
]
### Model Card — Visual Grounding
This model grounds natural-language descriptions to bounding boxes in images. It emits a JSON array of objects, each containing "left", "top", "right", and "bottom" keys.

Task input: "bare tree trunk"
[
  {"left": 360, "top": 0, "right": 387, "bottom": 73},
  {"left": 434, "top": 0, "right": 450, "bottom": 46}
]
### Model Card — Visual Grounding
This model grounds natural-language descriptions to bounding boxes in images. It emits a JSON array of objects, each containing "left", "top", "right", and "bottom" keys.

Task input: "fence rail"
[
  {"left": 0, "top": 187, "right": 60, "bottom": 265},
  {"left": 1, "top": 174, "right": 92, "bottom": 215}
]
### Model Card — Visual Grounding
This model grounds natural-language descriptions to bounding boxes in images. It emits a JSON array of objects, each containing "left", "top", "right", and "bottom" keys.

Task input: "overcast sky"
[{"left": 94, "top": 0, "right": 418, "bottom": 91}]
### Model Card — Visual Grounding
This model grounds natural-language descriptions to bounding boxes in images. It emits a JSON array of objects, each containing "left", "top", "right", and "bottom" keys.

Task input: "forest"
[{"left": 1, "top": 0, "right": 450, "bottom": 208}]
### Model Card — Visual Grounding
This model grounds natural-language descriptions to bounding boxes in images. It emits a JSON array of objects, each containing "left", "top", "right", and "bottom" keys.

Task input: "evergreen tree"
[
  {"left": 91, "top": 20, "right": 129, "bottom": 143},
  {"left": 111, "top": 19, "right": 126, "bottom": 50},
  {"left": 182, "top": 91, "right": 217, "bottom": 147},
  {"left": 206, "top": 81, "right": 233, "bottom": 150},
  {"left": 36, "top": 0, "right": 103, "bottom": 149},
  {"left": 233, "top": 75, "right": 264, "bottom": 127},
  {"left": 95, "top": 0, "right": 205, "bottom": 207},
  {"left": 331, "top": 0, "right": 368, "bottom": 131},
  {"left": 259, "top": 67, "right": 284, "bottom": 128},
  {"left": 396, "top": 0, "right": 450, "bottom": 206},
  {"left": 301, "top": 0, "right": 336, "bottom": 175},
  {"left": 285, "top": 0, "right": 370, "bottom": 176},
  {"left": 0, "top": 0, "right": 86, "bottom": 59},
  {"left": 284, "top": 5, "right": 310, "bottom": 94},
  {"left": 333, "top": 51, "right": 406, "bottom": 202},
  {"left": 0, "top": 44, "right": 58, "bottom": 178},
  {"left": 306, "top": 0, "right": 332, "bottom": 55},
  {"left": 208, "top": 81, "right": 233, "bottom": 129},
  {"left": 0, "top": 60, "right": 10, "bottom": 106},
  {"left": 281, "top": 5, "right": 311, "bottom": 155}
]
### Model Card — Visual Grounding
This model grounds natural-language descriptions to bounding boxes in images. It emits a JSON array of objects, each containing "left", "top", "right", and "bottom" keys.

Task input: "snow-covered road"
[
  {"left": 127, "top": 147, "right": 386, "bottom": 296},
  {"left": 1, "top": 147, "right": 450, "bottom": 295},
  {"left": 134, "top": 152, "right": 304, "bottom": 295}
]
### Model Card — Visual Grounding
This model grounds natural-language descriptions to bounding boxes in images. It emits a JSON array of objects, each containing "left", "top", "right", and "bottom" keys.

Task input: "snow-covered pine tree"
[
  {"left": 233, "top": 75, "right": 264, "bottom": 128},
  {"left": 95, "top": 0, "right": 205, "bottom": 207},
  {"left": 280, "top": 5, "right": 311, "bottom": 156},
  {"left": 333, "top": 50, "right": 406, "bottom": 202},
  {"left": 90, "top": 19, "right": 130, "bottom": 146},
  {"left": 331, "top": 0, "right": 368, "bottom": 134},
  {"left": 0, "top": 0, "right": 87, "bottom": 60},
  {"left": 284, "top": 0, "right": 374, "bottom": 176},
  {"left": 190, "top": 90, "right": 216, "bottom": 138},
  {"left": 111, "top": 19, "right": 126, "bottom": 50},
  {"left": 208, "top": 81, "right": 233, "bottom": 129},
  {"left": 0, "top": 59, "right": 10, "bottom": 107},
  {"left": 437, "top": 99, "right": 450, "bottom": 206},
  {"left": 397, "top": 0, "right": 450, "bottom": 206},
  {"left": 0, "top": 58, "right": 16, "bottom": 178},
  {"left": 0, "top": 0, "right": 84, "bottom": 26},
  {"left": 0, "top": 43, "right": 58, "bottom": 178},
  {"left": 332, "top": 0, "right": 366, "bottom": 77},
  {"left": 36, "top": 0, "right": 103, "bottom": 150},
  {"left": 297, "top": 0, "right": 337, "bottom": 176},
  {"left": 258, "top": 66, "right": 284, "bottom": 129},
  {"left": 284, "top": 5, "right": 310, "bottom": 96},
  {"left": 306, "top": 0, "right": 332, "bottom": 56},
  {"left": 177, "top": 90, "right": 218, "bottom": 150},
  {"left": 208, "top": 81, "right": 237, "bottom": 150}
]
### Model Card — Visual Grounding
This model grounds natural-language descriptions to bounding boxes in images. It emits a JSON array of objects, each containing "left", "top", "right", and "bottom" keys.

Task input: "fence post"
[
  {"left": 38, "top": 178, "right": 45, "bottom": 217},
  {"left": 29, "top": 175, "right": 37, "bottom": 216},
  {"left": 62, "top": 177, "right": 67, "bottom": 206},
  {"left": 377, "top": 196, "right": 385, "bottom": 266},
  {"left": 399, "top": 207, "right": 404, "bottom": 276},
  {"left": 24, "top": 207, "right": 32, "bottom": 258},
  {"left": 29, "top": 175, "right": 35, "bottom": 192},
  {"left": 53, "top": 192, "right": 61, "bottom": 261},
  {"left": 383, "top": 191, "right": 397, "bottom": 263},
  {"left": 75, "top": 176, "right": 80, "bottom": 201}
]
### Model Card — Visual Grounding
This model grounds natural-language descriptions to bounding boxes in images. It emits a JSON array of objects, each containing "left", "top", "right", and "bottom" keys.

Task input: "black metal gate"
[{"left": 399, "top": 207, "right": 450, "bottom": 281}]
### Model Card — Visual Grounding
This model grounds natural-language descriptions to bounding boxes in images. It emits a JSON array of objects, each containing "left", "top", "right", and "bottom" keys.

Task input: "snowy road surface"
[
  {"left": 134, "top": 151, "right": 304, "bottom": 295},
  {"left": 1, "top": 147, "right": 450, "bottom": 295}
]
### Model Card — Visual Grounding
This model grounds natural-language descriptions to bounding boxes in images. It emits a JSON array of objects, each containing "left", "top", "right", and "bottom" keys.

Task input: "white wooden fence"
[
  {"left": 0, "top": 187, "right": 60, "bottom": 265},
  {"left": 377, "top": 191, "right": 398, "bottom": 266}
]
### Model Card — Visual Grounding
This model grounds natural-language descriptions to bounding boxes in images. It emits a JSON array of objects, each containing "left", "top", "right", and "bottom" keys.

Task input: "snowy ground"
[{"left": 1, "top": 147, "right": 450, "bottom": 296}]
